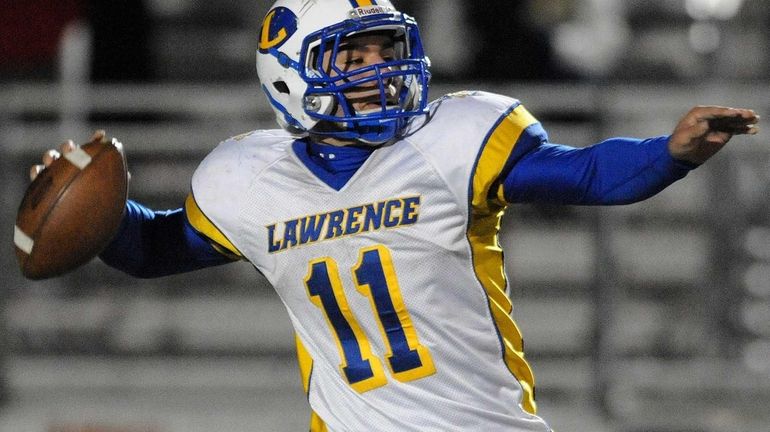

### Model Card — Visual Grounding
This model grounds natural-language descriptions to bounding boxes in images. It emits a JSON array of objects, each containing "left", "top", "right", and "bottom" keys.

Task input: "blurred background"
[{"left": 1, "top": 0, "right": 770, "bottom": 431}]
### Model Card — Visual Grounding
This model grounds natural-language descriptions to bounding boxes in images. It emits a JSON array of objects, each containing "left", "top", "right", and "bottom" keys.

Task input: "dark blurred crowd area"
[
  {"left": 0, "top": 0, "right": 577, "bottom": 84},
  {"left": 0, "top": 0, "right": 154, "bottom": 82},
  {"left": 0, "top": 0, "right": 768, "bottom": 83},
  {"left": 0, "top": 1, "right": 81, "bottom": 80}
]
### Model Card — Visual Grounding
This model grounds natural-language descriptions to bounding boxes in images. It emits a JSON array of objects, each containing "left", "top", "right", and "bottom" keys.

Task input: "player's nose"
[{"left": 370, "top": 52, "right": 393, "bottom": 71}]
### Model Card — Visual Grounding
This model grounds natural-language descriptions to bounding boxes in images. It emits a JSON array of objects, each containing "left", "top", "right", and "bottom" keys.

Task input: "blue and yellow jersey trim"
[
  {"left": 184, "top": 193, "right": 244, "bottom": 259},
  {"left": 472, "top": 103, "right": 538, "bottom": 212},
  {"left": 296, "top": 335, "right": 329, "bottom": 432},
  {"left": 467, "top": 103, "right": 539, "bottom": 414}
]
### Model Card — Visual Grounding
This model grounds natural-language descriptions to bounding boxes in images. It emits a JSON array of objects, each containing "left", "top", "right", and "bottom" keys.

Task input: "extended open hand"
[{"left": 668, "top": 106, "right": 759, "bottom": 165}]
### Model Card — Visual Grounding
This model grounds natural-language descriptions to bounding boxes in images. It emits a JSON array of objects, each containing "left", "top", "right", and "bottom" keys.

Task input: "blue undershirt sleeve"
[
  {"left": 503, "top": 135, "right": 698, "bottom": 205},
  {"left": 99, "top": 200, "right": 234, "bottom": 278}
]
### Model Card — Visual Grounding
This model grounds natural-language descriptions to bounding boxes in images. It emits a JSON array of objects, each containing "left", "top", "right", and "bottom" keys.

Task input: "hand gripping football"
[{"left": 14, "top": 137, "right": 129, "bottom": 279}]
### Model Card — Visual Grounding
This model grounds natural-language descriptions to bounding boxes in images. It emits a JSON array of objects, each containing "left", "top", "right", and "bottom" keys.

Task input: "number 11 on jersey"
[{"left": 305, "top": 245, "right": 436, "bottom": 393}]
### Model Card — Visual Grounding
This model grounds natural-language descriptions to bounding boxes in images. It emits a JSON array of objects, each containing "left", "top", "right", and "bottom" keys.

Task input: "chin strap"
[
  {"left": 354, "top": 118, "right": 400, "bottom": 145},
  {"left": 310, "top": 97, "right": 402, "bottom": 145},
  {"left": 311, "top": 117, "right": 401, "bottom": 145}
]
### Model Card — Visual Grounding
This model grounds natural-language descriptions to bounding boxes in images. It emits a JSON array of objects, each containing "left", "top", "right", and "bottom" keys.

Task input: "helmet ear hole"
[{"left": 273, "top": 81, "right": 291, "bottom": 94}]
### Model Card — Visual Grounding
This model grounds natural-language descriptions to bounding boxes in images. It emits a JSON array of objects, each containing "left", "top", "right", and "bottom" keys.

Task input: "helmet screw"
[{"left": 304, "top": 96, "right": 322, "bottom": 112}]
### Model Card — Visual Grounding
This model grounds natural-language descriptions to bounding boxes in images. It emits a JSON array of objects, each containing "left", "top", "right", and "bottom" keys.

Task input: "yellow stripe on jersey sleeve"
[
  {"left": 471, "top": 104, "right": 538, "bottom": 214},
  {"left": 295, "top": 335, "right": 329, "bottom": 432},
  {"left": 466, "top": 103, "right": 539, "bottom": 415},
  {"left": 184, "top": 193, "right": 243, "bottom": 258}
]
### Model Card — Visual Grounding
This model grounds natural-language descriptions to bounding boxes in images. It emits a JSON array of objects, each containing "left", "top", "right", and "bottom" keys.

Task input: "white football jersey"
[{"left": 186, "top": 91, "right": 552, "bottom": 431}]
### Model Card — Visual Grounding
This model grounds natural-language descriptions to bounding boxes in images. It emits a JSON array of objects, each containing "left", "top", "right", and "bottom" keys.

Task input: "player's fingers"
[
  {"left": 90, "top": 129, "right": 106, "bottom": 144},
  {"left": 736, "top": 123, "right": 760, "bottom": 135},
  {"left": 42, "top": 149, "right": 61, "bottom": 167},
  {"left": 708, "top": 117, "right": 760, "bottom": 134},
  {"left": 741, "top": 111, "right": 759, "bottom": 123},
  {"left": 689, "top": 106, "right": 759, "bottom": 130},
  {"left": 59, "top": 139, "right": 76, "bottom": 154},
  {"left": 693, "top": 106, "right": 757, "bottom": 122},
  {"left": 29, "top": 164, "right": 45, "bottom": 181}
]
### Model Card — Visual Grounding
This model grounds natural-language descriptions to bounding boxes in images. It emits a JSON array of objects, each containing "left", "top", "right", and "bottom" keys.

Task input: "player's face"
[{"left": 320, "top": 32, "right": 403, "bottom": 114}]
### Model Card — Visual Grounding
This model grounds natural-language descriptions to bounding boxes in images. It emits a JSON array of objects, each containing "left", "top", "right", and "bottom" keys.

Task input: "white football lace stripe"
[
  {"left": 64, "top": 147, "right": 92, "bottom": 169},
  {"left": 14, "top": 225, "right": 34, "bottom": 254}
]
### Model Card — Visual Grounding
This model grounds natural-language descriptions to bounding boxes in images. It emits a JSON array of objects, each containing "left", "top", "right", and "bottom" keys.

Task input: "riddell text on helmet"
[{"left": 352, "top": 6, "right": 390, "bottom": 18}]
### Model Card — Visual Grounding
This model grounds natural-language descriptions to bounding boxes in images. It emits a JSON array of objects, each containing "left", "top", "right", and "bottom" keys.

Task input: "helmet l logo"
[{"left": 258, "top": 7, "right": 298, "bottom": 53}]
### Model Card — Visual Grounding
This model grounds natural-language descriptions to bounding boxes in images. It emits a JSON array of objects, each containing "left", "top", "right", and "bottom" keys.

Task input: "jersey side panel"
[
  {"left": 411, "top": 92, "right": 542, "bottom": 415},
  {"left": 296, "top": 334, "right": 329, "bottom": 432},
  {"left": 468, "top": 103, "right": 541, "bottom": 414}
]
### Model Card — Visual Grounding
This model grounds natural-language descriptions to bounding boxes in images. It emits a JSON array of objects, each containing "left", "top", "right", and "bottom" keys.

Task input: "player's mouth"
[{"left": 348, "top": 83, "right": 399, "bottom": 113}]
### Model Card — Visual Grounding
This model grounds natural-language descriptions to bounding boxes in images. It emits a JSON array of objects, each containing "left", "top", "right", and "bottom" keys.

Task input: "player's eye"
[{"left": 382, "top": 49, "right": 397, "bottom": 61}]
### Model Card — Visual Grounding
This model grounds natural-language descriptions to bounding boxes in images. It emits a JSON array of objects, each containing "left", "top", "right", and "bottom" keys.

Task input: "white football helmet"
[{"left": 256, "top": 0, "right": 431, "bottom": 145}]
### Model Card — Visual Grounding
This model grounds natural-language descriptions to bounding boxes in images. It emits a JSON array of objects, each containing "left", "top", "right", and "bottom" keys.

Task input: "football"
[{"left": 14, "top": 137, "right": 129, "bottom": 280}]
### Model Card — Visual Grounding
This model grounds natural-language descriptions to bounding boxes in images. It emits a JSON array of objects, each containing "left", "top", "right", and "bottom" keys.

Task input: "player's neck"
[
  {"left": 293, "top": 139, "right": 374, "bottom": 190},
  {"left": 305, "top": 140, "right": 375, "bottom": 168}
]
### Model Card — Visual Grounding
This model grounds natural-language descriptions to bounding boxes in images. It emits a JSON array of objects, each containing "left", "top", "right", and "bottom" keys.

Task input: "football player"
[{"left": 31, "top": 0, "right": 758, "bottom": 431}]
